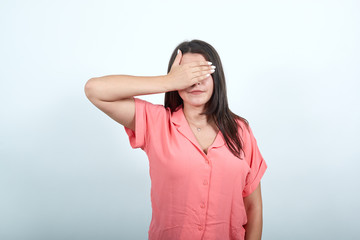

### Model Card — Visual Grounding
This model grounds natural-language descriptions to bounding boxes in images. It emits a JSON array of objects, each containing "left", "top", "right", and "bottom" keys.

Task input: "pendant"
[{"left": 197, "top": 128, "right": 201, "bottom": 132}]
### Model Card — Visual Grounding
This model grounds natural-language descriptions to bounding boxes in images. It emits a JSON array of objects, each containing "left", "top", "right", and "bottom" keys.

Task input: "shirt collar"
[{"left": 170, "top": 105, "right": 225, "bottom": 149}]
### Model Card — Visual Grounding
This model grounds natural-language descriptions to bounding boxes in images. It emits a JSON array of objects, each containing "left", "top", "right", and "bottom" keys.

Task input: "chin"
[
  {"left": 179, "top": 91, "right": 212, "bottom": 107},
  {"left": 183, "top": 98, "right": 210, "bottom": 107}
]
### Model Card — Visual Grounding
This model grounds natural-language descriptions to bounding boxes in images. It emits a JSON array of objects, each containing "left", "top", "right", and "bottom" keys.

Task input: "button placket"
[
  {"left": 198, "top": 155, "right": 211, "bottom": 233},
  {"left": 201, "top": 167, "right": 209, "bottom": 211}
]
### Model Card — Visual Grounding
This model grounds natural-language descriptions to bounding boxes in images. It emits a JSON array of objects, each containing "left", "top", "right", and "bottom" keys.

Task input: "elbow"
[{"left": 84, "top": 78, "right": 96, "bottom": 99}]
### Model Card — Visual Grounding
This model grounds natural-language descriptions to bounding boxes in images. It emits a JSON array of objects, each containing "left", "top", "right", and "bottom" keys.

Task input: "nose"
[{"left": 191, "top": 82, "right": 201, "bottom": 87}]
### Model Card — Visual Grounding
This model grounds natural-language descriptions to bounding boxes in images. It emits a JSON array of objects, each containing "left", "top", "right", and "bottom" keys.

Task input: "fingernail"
[
  {"left": 211, "top": 65, "right": 216, "bottom": 69},
  {"left": 207, "top": 61, "right": 212, "bottom": 65},
  {"left": 177, "top": 49, "right": 180, "bottom": 54}
]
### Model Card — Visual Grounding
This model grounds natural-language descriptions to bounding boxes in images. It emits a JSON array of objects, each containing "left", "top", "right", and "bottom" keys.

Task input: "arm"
[
  {"left": 84, "top": 50, "right": 214, "bottom": 131},
  {"left": 243, "top": 182, "right": 263, "bottom": 240},
  {"left": 84, "top": 75, "right": 168, "bottom": 131},
  {"left": 84, "top": 74, "right": 169, "bottom": 102}
]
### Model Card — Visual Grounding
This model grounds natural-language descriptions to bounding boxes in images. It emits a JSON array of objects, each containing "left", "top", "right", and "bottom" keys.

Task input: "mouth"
[{"left": 189, "top": 90, "right": 204, "bottom": 95}]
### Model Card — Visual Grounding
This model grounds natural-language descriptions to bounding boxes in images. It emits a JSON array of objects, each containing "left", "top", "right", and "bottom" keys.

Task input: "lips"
[{"left": 189, "top": 91, "right": 204, "bottom": 95}]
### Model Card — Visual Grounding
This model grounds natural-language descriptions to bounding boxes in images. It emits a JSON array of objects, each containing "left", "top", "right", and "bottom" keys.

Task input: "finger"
[
  {"left": 172, "top": 49, "right": 182, "bottom": 66},
  {"left": 193, "top": 74, "right": 211, "bottom": 82},
  {"left": 192, "top": 69, "right": 215, "bottom": 79},
  {"left": 192, "top": 69, "right": 216, "bottom": 77},
  {"left": 191, "top": 65, "right": 216, "bottom": 73},
  {"left": 188, "top": 61, "right": 212, "bottom": 67}
]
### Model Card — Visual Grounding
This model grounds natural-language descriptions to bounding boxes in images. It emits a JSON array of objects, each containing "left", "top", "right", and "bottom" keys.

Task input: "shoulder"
[
  {"left": 134, "top": 97, "right": 168, "bottom": 116},
  {"left": 134, "top": 97, "right": 165, "bottom": 110},
  {"left": 234, "top": 116, "right": 257, "bottom": 160},
  {"left": 235, "top": 116, "right": 251, "bottom": 138}
]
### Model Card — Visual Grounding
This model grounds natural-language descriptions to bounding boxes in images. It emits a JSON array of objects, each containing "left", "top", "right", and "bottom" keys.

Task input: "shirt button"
[
  {"left": 200, "top": 203, "right": 205, "bottom": 208},
  {"left": 198, "top": 226, "right": 203, "bottom": 231},
  {"left": 203, "top": 180, "right": 208, "bottom": 185}
]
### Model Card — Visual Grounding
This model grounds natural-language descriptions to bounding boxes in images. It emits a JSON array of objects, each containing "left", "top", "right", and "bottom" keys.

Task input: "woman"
[{"left": 84, "top": 39, "right": 267, "bottom": 240}]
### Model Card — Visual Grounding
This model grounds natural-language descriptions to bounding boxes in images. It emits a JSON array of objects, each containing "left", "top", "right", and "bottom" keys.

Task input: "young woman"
[{"left": 84, "top": 39, "right": 267, "bottom": 240}]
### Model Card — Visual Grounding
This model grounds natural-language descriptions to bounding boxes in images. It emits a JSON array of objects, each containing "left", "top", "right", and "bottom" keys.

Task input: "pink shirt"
[{"left": 124, "top": 97, "right": 268, "bottom": 240}]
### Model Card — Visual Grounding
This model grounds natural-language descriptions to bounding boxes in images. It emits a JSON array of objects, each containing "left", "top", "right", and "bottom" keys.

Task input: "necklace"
[
  {"left": 187, "top": 120, "right": 207, "bottom": 132},
  {"left": 184, "top": 112, "right": 213, "bottom": 133},
  {"left": 188, "top": 122, "right": 203, "bottom": 132}
]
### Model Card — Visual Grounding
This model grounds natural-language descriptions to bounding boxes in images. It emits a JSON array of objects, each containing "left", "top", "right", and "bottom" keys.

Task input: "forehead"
[{"left": 180, "top": 53, "right": 206, "bottom": 64}]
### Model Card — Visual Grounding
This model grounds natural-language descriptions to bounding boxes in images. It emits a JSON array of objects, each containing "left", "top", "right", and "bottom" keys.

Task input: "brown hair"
[{"left": 164, "top": 39, "right": 249, "bottom": 159}]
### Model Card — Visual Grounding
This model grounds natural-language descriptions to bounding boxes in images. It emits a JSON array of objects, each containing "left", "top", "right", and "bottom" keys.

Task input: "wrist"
[{"left": 161, "top": 74, "right": 174, "bottom": 92}]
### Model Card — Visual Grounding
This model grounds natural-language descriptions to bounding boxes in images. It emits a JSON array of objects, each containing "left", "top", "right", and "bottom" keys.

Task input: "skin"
[
  {"left": 177, "top": 53, "right": 215, "bottom": 127},
  {"left": 85, "top": 51, "right": 263, "bottom": 239},
  {"left": 243, "top": 183, "right": 263, "bottom": 240},
  {"left": 178, "top": 53, "right": 264, "bottom": 240}
]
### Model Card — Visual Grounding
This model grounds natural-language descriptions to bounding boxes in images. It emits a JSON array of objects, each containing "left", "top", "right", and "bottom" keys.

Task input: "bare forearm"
[
  {"left": 84, "top": 74, "right": 170, "bottom": 101},
  {"left": 244, "top": 207, "right": 263, "bottom": 240}
]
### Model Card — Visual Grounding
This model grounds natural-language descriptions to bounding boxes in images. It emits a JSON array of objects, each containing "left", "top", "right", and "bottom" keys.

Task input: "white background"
[{"left": 1, "top": 0, "right": 359, "bottom": 239}]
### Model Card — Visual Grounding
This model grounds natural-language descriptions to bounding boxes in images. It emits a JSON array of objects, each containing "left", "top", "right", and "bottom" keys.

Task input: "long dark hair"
[{"left": 164, "top": 39, "right": 249, "bottom": 159}]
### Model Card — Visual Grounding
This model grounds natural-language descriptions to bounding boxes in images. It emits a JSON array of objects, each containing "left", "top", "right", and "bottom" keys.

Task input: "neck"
[{"left": 183, "top": 103, "right": 211, "bottom": 125}]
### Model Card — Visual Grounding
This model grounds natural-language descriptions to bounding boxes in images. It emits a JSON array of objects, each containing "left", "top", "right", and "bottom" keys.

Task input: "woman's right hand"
[{"left": 165, "top": 49, "right": 215, "bottom": 91}]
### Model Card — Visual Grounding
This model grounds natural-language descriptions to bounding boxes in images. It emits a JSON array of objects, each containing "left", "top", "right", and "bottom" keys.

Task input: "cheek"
[
  {"left": 177, "top": 90, "right": 186, "bottom": 99},
  {"left": 204, "top": 77, "right": 214, "bottom": 88},
  {"left": 205, "top": 76, "right": 213, "bottom": 83},
  {"left": 208, "top": 79, "right": 214, "bottom": 94}
]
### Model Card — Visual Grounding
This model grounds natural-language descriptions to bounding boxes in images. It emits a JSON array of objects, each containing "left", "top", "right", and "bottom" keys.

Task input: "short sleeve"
[
  {"left": 242, "top": 125, "right": 268, "bottom": 198},
  {"left": 123, "top": 97, "right": 166, "bottom": 151}
]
